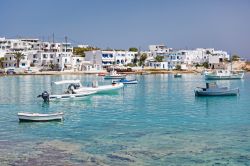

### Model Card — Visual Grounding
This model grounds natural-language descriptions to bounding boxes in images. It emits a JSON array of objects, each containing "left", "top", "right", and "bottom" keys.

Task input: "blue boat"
[
  {"left": 194, "top": 82, "right": 239, "bottom": 96},
  {"left": 116, "top": 78, "right": 138, "bottom": 84}
]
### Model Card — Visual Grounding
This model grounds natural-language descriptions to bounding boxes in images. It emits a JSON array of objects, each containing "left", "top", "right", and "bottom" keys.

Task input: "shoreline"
[
  {"left": 0, "top": 69, "right": 249, "bottom": 76},
  {"left": 0, "top": 70, "right": 198, "bottom": 76}
]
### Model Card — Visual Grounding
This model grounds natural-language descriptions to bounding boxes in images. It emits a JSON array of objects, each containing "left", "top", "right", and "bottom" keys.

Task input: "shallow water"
[{"left": 0, "top": 73, "right": 250, "bottom": 165}]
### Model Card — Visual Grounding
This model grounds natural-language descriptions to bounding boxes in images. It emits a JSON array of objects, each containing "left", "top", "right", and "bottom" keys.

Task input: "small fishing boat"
[
  {"left": 201, "top": 70, "right": 212, "bottom": 75},
  {"left": 194, "top": 82, "right": 239, "bottom": 96},
  {"left": 104, "top": 70, "right": 126, "bottom": 79},
  {"left": 205, "top": 70, "right": 244, "bottom": 80},
  {"left": 115, "top": 78, "right": 138, "bottom": 84},
  {"left": 98, "top": 72, "right": 106, "bottom": 76},
  {"left": 18, "top": 112, "right": 64, "bottom": 122},
  {"left": 174, "top": 73, "right": 182, "bottom": 78}
]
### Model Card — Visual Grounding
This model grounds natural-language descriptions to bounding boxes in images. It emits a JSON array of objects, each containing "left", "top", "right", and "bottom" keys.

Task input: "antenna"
[
  {"left": 52, "top": 33, "right": 54, "bottom": 43},
  {"left": 65, "top": 36, "right": 68, "bottom": 52}
]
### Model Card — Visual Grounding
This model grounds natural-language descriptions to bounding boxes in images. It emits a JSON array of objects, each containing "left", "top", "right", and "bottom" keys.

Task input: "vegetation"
[
  {"left": 231, "top": 54, "right": 240, "bottom": 61},
  {"left": 129, "top": 47, "right": 138, "bottom": 52},
  {"left": 175, "top": 65, "right": 181, "bottom": 70},
  {"left": 0, "top": 57, "right": 4, "bottom": 68},
  {"left": 155, "top": 55, "right": 164, "bottom": 62},
  {"left": 206, "top": 50, "right": 212, "bottom": 54},
  {"left": 13, "top": 52, "right": 25, "bottom": 68},
  {"left": 126, "top": 63, "right": 137, "bottom": 67},
  {"left": 202, "top": 62, "right": 209, "bottom": 69},
  {"left": 30, "top": 63, "right": 35, "bottom": 67},
  {"left": 49, "top": 61, "right": 55, "bottom": 70},
  {"left": 139, "top": 53, "right": 147, "bottom": 66},
  {"left": 73, "top": 47, "right": 99, "bottom": 57},
  {"left": 133, "top": 53, "right": 138, "bottom": 66}
]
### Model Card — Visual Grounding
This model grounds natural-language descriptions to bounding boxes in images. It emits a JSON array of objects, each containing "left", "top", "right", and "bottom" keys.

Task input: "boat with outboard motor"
[
  {"left": 205, "top": 70, "right": 244, "bottom": 80},
  {"left": 194, "top": 82, "right": 239, "bottom": 96},
  {"left": 37, "top": 80, "right": 97, "bottom": 102},
  {"left": 38, "top": 80, "right": 124, "bottom": 101},
  {"left": 18, "top": 112, "right": 64, "bottom": 122},
  {"left": 104, "top": 70, "right": 126, "bottom": 79}
]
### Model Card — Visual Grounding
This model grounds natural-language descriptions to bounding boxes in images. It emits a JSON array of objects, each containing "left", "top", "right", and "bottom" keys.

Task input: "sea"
[{"left": 0, "top": 73, "right": 250, "bottom": 165}]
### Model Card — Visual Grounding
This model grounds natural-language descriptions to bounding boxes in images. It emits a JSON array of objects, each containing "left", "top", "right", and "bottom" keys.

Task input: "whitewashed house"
[
  {"left": 148, "top": 62, "right": 169, "bottom": 69},
  {"left": 149, "top": 44, "right": 172, "bottom": 57},
  {"left": 85, "top": 50, "right": 136, "bottom": 68}
]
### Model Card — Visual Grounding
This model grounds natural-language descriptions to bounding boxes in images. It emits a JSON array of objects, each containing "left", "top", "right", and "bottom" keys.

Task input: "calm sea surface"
[{"left": 0, "top": 73, "right": 250, "bottom": 165}]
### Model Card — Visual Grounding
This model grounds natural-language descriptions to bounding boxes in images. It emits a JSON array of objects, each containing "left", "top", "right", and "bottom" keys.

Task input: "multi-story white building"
[
  {"left": 163, "top": 48, "right": 230, "bottom": 69},
  {"left": 149, "top": 44, "right": 172, "bottom": 57},
  {"left": 85, "top": 50, "right": 137, "bottom": 68},
  {"left": 0, "top": 37, "right": 75, "bottom": 70}
]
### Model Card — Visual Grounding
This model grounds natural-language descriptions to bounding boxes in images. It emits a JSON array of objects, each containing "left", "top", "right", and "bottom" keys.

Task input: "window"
[
  {"left": 22, "top": 63, "right": 25, "bottom": 66},
  {"left": 43, "top": 54, "right": 47, "bottom": 58}
]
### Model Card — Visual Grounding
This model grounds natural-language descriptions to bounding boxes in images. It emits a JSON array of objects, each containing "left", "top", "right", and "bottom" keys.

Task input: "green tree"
[
  {"left": 175, "top": 65, "right": 181, "bottom": 70},
  {"left": 129, "top": 47, "right": 138, "bottom": 52},
  {"left": 133, "top": 53, "right": 138, "bottom": 66},
  {"left": 231, "top": 54, "right": 240, "bottom": 61},
  {"left": 73, "top": 47, "right": 99, "bottom": 57},
  {"left": 14, "top": 52, "right": 25, "bottom": 68},
  {"left": 202, "top": 62, "right": 209, "bottom": 69},
  {"left": 155, "top": 55, "right": 164, "bottom": 62},
  {"left": 0, "top": 57, "right": 4, "bottom": 68},
  {"left": 139, "top": 53, "right": 147, "bottom": 66},
  {"left": 49, "top": 61, "right": 55, "bottom": 70},
  {"left": 206, "top": 50, "right": 212, "bottom": 54}
]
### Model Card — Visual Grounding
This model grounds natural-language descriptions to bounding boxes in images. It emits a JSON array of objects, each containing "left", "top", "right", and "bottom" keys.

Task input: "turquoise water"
[{"left": 0, "top": 74, "right": 250, "bottom": 165}]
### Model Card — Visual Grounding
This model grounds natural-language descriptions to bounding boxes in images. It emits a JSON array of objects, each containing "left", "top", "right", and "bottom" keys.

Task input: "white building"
[
  {"left": 85, "top": 50, "right": 137, "bottom": 68},
  {"left": 163, "top": 48, "right": 230, "bottom": 69},
  {"left": 0, "top": 37, "right": 76, "bottom": 70},
  {"left": 207, "top": 49, "right": 230, "bottom": 69},
  {"left": 148, "top": 62, "right": 169, "bottom": 69},
  {"left": 149, "top": 44, "right": 172, "bottom": 57}
]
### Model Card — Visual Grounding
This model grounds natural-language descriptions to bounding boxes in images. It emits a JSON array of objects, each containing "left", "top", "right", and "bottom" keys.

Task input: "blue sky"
[{"left": 1, "top": 0, "right": 250, "bottom": 57}]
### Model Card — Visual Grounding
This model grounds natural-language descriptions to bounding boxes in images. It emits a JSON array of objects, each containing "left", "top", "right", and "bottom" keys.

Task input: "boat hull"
[
  {"left": 18, "top": 112, "right": 64, "bottom": 122},
  {"left": 195, "top": 88, "right": 239, "bottom": 96},
  {"left": 205, "top": 73, "right": 244, "bottom": 80},
  {"left": 122, "top": 81, "right": 138, "bottom": 84},
  {"left": 174, "top": 75, "right": 182, "bottom": 78},
  {"left": 49, "top": 91, "right": 96, "bottom": 101},
  {"left": 76, "top": 83, "right": 124, "bottom": 93},
  {"left": 117, "top": 80, "right": 138, "bottom": 84},
  {"left": 104, "top": 75, "right": 126, "bottom": 79}
]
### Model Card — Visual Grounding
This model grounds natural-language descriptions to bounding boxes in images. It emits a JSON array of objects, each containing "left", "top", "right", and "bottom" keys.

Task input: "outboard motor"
[{"left": 37, "top": 91, "right": 50, "bottom": 102}]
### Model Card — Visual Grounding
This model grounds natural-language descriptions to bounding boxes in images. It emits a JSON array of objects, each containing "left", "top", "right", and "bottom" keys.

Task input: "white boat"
[
  {"left": 201, "top": 70, "right": 213, "bottom": 75},
  {"left": 18, "top": 112, "right": 64, "bottom": 122},
  {"left": 78, "top": 81, "right": 124, "bottom": 93},
  {"left": 104, "top": 70, "right": 126, "bottom": 79},
  {"left": 38, "top": 80, "right": 124, "bottom": 101},
  {"left": 194, "top": 83, "right": 239, "bottom": 96},
  {"left": 205, "top": 70, "right": 244, "bottom": 80},
  {"left": 38, "top": 80, "right": 97, "bottom": 102}
]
